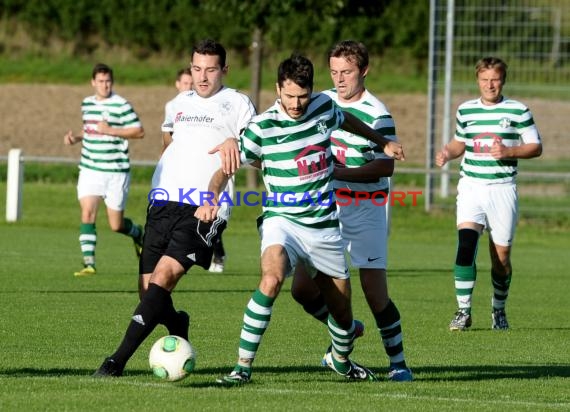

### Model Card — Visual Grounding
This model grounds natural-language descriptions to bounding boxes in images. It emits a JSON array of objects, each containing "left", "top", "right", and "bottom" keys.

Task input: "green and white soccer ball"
[{"left": 149, "top": 335, "right": 196, "bottom": 381}]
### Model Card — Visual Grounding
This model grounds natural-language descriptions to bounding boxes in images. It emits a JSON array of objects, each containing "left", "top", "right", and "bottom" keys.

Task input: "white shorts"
[
  {"left": 338, "top": 199, "right": 387, "bottom": 269},
  {"left": 456, "top": 179, "right": 518, "bottom": 246},
  {"left": 77, "top": 168, "right": 131, "bottom": 211},
  {"left": 259, "top": 216, "right": 348, "bottom": 279}
]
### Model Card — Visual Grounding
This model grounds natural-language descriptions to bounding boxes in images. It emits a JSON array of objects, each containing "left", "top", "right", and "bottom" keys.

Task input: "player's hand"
[
  {"left": 435, "top": 147, "right": 449, "bottom": 167},
  {"left": 63, "top": 130, "right": 76, "bottom": 145},
  {"left": 209, "top": 137, "right": 240, "bottom": 176},
  {"left": 194, "top": 205, "right": 219, "bottom": 222},
  {"left": 384, "top": 141, "right": 405, "bottom": 160},
  {"left": 96, "top": 120, "right": 110, "bottom": 135},
  {"left": 490, "top": 140, "right": 508, "bottom": 159}
]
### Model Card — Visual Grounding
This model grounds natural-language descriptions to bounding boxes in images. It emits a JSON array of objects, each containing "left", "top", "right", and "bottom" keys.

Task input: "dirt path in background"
[{"left": 0, "top": 85, "right": 567, "bottom": 165}]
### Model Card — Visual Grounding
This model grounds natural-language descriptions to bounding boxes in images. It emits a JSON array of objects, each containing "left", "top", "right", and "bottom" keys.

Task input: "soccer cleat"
[
  {"left": 133, "top": 225, "right": 144, "bottom": 258},
  {"left": 320, "top": 319, "right": 365, "bottom": 366},
  {"left": 492, "top": 308, "right": 509, "bottom": 330},
  {"left": 449, "top": 309, "right": 472, "bottom": 331},
  {"left": 168, "top": 311, "right": 190, "bottom": 341},
  {"left": 74, "top": 265, "right": 96, "bottom": 277},
  {"left": 216, "top": 368, "right": 251, "bottom": 386},
  {"left": 92, "top": 357, "right": 123, "bottom": 377},
  {"left": 323, "top": 351, "right": 378, "bottom": 381},
  {"left": 388, "top": 366, "right": 413, "bottom": 382},
  {"left": 208, "top": 256, "right": 225, "bottom": 273}
]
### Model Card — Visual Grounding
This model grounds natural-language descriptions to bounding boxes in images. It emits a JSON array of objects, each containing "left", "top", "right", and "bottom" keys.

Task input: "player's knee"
[{"left": 456, "top": 228, "right": 479, "bottom": 266}]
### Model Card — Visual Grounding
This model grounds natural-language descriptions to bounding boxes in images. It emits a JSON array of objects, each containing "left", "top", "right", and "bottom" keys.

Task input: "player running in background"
[
  {"left": 161, "top": 67, "right": 192, "bottom": 154},
  {"left": 63, "top": 63, "right": 145, "bottom": 277},
  {"left": 436, "top": 56, "right": 542, "bottom": 331},
  {"left": 196, "top": 53, "right": 405, "bottom": 385},
  {"left": 93, "top": 39, "right": 256, "bottom": 377},
  {"left": 291, "top": 40, "right": 412, "bottom": 381}
]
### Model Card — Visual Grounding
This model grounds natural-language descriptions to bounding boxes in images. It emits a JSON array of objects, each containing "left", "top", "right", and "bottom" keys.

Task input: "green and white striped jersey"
[
  {"left": 455, "top": 97, "right": 541, "bottom": 184},
  {"left": 323, "top": 89, "right": 397, "bottom": 192},
  {"left": 240, "top": 93, "right": 344, "bottom": 229},
  {"left": 79, "top": 93, "right": 142, "bottom": 173}
]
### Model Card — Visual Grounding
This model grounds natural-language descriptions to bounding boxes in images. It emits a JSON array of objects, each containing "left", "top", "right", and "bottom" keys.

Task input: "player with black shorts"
[{"left": 93, "top": 39, "right": 256, "bottom": 377}]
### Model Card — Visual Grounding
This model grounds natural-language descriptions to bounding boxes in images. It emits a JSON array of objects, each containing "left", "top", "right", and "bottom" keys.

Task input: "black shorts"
[{"left": 139, "top": 201, "right": 227, "bottom": 274}]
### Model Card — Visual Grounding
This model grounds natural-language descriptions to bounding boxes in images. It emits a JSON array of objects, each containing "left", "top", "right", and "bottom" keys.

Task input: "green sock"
[
  {"left": 79, "top": 223, "right": 96, "bottom": 267},
  {"left": 491, "top": 270, "right": 512, "bottom": 310},
  {"left": 454, "top": 264, "right": 477, "bottom": 314}
]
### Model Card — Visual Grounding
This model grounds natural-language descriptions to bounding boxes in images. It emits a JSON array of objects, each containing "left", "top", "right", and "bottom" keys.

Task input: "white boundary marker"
[{"left": 6, "top": 148, "right": 24, "bottom": 222}]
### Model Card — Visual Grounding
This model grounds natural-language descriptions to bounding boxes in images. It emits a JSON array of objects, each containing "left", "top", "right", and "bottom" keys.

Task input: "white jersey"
[
  {"left": 79, "top": 93, "right": 142, "bottom": 173},
  {"left": 454, "top": 97, "right": 541, "bottom": 184},
  {"left": 156, "top": 86, "right": 256, "bottom": 208},
  {"left": 323, "top": 89, "right": 397, "bottom": 192},
  {"left": 163, "top": 90, "right": 186, "bottom": 121},
  {"left": 239, "top": 93, "right": 344, "bottom": 229}
]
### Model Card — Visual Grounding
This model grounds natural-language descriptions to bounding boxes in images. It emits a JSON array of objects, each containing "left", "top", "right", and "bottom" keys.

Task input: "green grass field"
[{"left": 0, "top": 181, "right": 568, "bottom": 411}]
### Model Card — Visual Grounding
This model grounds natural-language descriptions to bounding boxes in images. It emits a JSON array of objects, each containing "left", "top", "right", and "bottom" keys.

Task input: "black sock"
[
  {"left": 110, "top": 284, "right": 171, "bottom": 366},
  {"left": 374, "top": 300, "right": 407, "bottom": 368},
  {"left": 301, "top": 293, "right": 329, "bottom": 324},
  {"left": 160, "top": 301, "right": 183, "bottom": 336}
]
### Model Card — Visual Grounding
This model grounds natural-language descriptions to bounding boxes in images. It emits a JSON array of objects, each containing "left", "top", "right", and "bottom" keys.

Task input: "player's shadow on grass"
[
  {"left": 408, "top": 364, "right": 570, "bottom": 381},
  {"left": 179, "top": 364, "right": 570, "bottom": 387},
  {"left": 21, "top": 288, "right": 260, "bottom": 294},
  {"left": 3, "top": 364, "right": 568, "bottom": 385}
]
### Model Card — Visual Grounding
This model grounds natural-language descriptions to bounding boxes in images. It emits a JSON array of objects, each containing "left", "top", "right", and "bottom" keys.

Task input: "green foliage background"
[{"left": 1, "top": 0, "right": 429, "bottom": 61}]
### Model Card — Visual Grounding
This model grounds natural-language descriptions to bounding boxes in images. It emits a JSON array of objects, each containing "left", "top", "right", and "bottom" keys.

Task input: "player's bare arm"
[
  {"left": 490, "top": 141, "right": 542, "bottom": 160},
  {"left": 161, "top": 132, "right": 173, "bottom": 155},
  {"left": 334, "top": 159, "right": 394, "bottom": 183},
  {"left": 436, "top": 139, "right": 466, "bottom": 167},
  {"left": 341, "top": 111, "right": 405, "bottom": 160},
  {"left": 195, "top": 168, "right": 230, "bottom": 222},
  {"left": 63, "top": 130, "right": 84, "bottom": 145},
  {"left": 208, "top": 137, "right": 240, "bottom": 176},
  {"left": 96, "top": 121, "right": 145, "bottom": 139}
]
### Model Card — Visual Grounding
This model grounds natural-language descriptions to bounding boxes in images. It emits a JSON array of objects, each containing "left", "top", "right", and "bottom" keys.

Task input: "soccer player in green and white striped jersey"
[
  {"left": 291, "top": 40, "right": 412, "bottom": 381},
  {"left": 197, "top": 54, "right": 404, "bottom": 385},
  {"left": 436, "top": 56, "right": 542, "bottom": 331},
  {"left": 64, "top": 63, "right": 145, "bottom": 277}
]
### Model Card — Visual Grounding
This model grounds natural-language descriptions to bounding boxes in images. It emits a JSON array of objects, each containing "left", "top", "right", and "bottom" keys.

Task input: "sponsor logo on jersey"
[
  {"left": 175, "top": 112, "right": 214, "bottom": 123},
  {"left": 473, "top": 133, "right": 502, "bottom": 155},
  {"left": 294, "top": 145, "right": 328, "bottom": 181}
]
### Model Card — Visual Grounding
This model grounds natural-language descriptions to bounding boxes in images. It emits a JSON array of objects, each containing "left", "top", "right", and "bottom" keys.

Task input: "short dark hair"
[
  {"left": 475, "top": 56, "right": 508, "bottom": 82},
  {"left": 92, "top": 63, "right": 113, "bottom": 81},
  {"left": 176, "top": 67, "right": 192, "bottom": 80},
  {"left": 277, "top": 53, "right": 313, "bottom": 90},
  {"left": 328, "top": 40, "right": 369, "bottom": 72},
  {"left": 192, "top": 39, "right": 227, "bottom": 68}
]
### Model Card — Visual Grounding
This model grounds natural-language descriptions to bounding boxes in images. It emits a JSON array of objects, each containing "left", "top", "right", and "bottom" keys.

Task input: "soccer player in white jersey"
[
  {"left": 161, "top": 67, "right": 227, "bottom": 274},
  {"left": 436, "top": 56, "right": 542, "bottom": 331},
  {"left": 291, "top": 40, "right": 412, "bottom": 381},
  {"left": 93, "top": 40, "right": 256, "bottom": 377},
  {"left": 196, "top": 54, "right": 404, "bottom": 385},
  {"left": 63, "top": 63, "right": 145, "bottom": 277}
]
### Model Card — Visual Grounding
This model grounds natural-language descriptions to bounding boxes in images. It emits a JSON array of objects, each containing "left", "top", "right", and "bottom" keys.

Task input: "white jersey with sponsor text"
[
  {"left": 240, "top": 93, "right": 344, "bottom": 229},
  {"left": 455, "top": 97, "right": 541, "bottom": 184},
  {"left": 157, "top": 87, "right": 256, "bottom": 206}
]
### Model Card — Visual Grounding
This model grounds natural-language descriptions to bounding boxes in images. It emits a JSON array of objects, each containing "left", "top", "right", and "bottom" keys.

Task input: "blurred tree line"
[{"left": 0, "top": 0, "right": 429, "bottom": 68}]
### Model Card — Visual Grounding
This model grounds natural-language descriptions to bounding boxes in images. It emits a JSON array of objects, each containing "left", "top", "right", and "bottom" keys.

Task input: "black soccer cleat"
[{"left": 92, "top": 357, "right": 124, "bottom": 378}]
